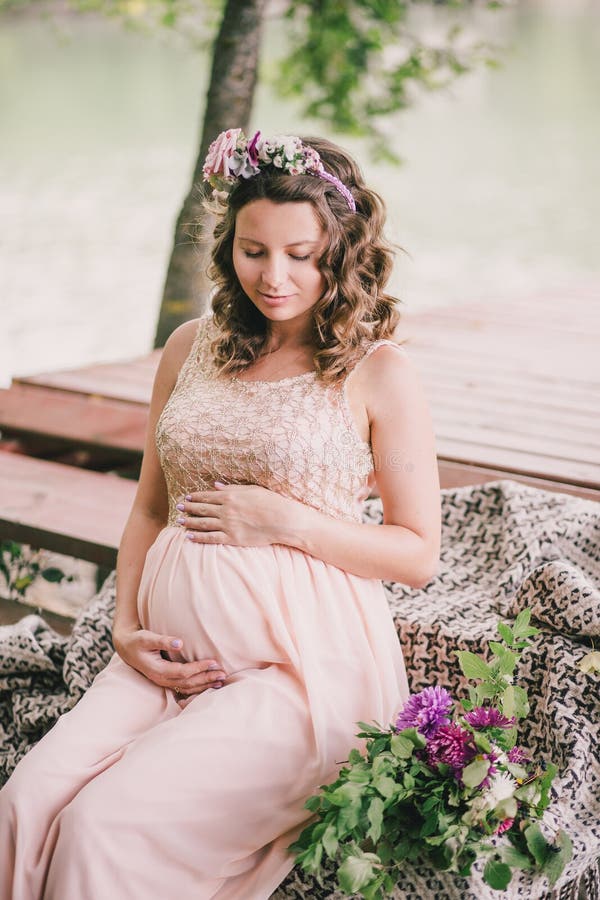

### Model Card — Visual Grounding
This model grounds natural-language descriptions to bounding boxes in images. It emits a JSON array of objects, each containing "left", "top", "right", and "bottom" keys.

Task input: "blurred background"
[{"left": 1, "top": 0, "right": 599, "bottom": 387}]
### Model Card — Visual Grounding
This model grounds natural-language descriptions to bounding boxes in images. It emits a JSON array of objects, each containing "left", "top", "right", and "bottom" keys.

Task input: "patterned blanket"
[{"left": 1, "top": 480, "right": 598, "bottom": 899}]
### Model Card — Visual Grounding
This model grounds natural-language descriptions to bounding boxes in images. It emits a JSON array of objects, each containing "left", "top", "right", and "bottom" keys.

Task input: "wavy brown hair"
[{"left": 206, "top": 135, "right": 402, "bottom": 384}]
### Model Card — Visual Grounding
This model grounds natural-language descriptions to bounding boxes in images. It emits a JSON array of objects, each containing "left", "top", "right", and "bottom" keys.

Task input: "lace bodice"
[{"left": 156, "top": 315, "right": 403, "bottom": 525}]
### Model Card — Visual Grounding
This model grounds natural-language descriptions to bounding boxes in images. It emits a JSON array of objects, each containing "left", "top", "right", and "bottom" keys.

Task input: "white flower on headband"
[{"left": 202, "top": 128, "right": 356, "bottom": 212}]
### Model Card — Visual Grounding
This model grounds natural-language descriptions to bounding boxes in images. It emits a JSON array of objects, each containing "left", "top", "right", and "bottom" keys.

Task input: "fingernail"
[
  {"left": 185, "top": 494, "right": 192, "bottom": 501},
  {"left": 176, "top": 517, "right": 185, "bottom": 525},
  {"left": 185, "top": 532, "right": 195, "bottom": 540},
  {"left": 171, "top": 639, "right": 182, "bottom": 648},
  {"left": 176, "top": 503, "right": 184, "bottom": 511},
  {"left": 213, "top": 682, "right": 224, "bottom": 689},
  {"left": 207, "top": 663, "right": 220, "bottom": 670},
  {"left": 214, "top": 481, "right": 226, "bottom": 487}
]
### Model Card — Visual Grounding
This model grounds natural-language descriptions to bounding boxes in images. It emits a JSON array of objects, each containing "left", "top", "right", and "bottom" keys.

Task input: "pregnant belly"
[{"left": 136, "top": 526, "right": 294, "bottom": 675}]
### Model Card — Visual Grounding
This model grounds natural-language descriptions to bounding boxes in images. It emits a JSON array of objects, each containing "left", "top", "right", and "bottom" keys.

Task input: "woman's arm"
[
  {"left": 278, "top": 345, "right": 441, "bottom": 586},
  {"left": 112, "top": 318, "right": 229, "bottom": 694}
]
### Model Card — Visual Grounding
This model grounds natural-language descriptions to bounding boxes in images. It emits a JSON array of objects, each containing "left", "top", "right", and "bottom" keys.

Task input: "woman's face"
[{"left": 232, "top": 199, "right": 327, "bottom": 331}]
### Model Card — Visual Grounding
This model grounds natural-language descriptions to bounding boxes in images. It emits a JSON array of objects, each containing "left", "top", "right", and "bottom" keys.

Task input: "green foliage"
[
  {"left": 457, "top": 609, "right": 539, "bottom": 715},
  {"left": 288, "top": 612, "right": 571, "bottom": 897},
  {"left": 279, "top": 0, "right": 509, "bottom": 160},
  {"left": 1, "top": 0, "right": 509, "bottom": 162},
  {"left": 0, "top": 540, "right": 71, "bottom": 602}
]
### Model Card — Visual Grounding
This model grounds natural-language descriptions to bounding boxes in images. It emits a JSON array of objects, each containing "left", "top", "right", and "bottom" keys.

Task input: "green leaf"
[
  {"left": 390, "top": 733, "right": 414, "bottom": 759},
  {"left": 461, "top": 757, "right": 490, "bottom": 789},
  {"left": 524, "top": 823, "right": 551, "bottom": 867},
  {"left": 500, "top": 845, "right": 533, "bottom": 870},
  {"left": 373, "top": 775, "right": 396, "bottom": 799},
  {"left": 294, "top": 840, "right": 323, "bottom": 874},
  {"left": 497, "top": 622, "right": 514, "bottom": 645},
  {"left": 473, "top": 732, "right": 492, "bottom": 754},
  {"left": 537, "top": 762, "right": 558, "bottom": 811},
  {"left": 329, "top": 782, "right": 364, "bottom": 807},
  {"left": 41, "top": 567, "right": 65, "bottom": 583},
  {"left": 348, "top": 748, "right": 365, "bottom": 765},
  {"left": 396, "top": 727, "right": 427, "bottom": 749},
  {"left": 512, "top": 685, "right": 530, "bottom": 718},
  {"left": 513, "top": 608, "right": 531, "bottom": 631},
  {"left": 322, "top": 823, "right": 338, "bottom": 859},
  {"left": 304, "top": 795, "right": 321, "bottom": 813},
  {"left": 493, "top": 796, "right": 517, "bottom": 821},
  {"left": 543, "top": 830, "right": 573, "bottom": 886},
  {"left": 367, "top": 796, "right": 384, "bottom": 843},
  {"left": 506, "top": 762, "right": 528, "bottom": 781},
  {"left": 14, "top": 575, "right": 32, "bottom": 592},
  {"left": 483, "top": 857, "right": 512, "bottom": 890},
  {"left": 502, "top": 685, "right": 515, "bottom": 718},
  {"left": 337, "top": 854, "right": 378, "bottom": 893},
  {"left": 456, "top": 651, "right": 493, "bottom": 682}
]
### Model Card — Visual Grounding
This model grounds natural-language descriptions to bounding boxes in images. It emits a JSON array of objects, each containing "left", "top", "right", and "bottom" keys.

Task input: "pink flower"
[
  {"left": 203, "top": 128, "right": 243, "bottom": 180},
  {"left": 495, "top": 817, "right": 515, "bottom": 835},
  {"left": 247, "top": 130, "right": 261, "bottom": 166},
  {"left": 464, "top": 707, "right": 515, "bottom": 730},
  {"left": 427, "top": 723, "right": 477, "bottom": 771},
  {"left": 507, "top": 746, "right": 530, "bottom": 765}
]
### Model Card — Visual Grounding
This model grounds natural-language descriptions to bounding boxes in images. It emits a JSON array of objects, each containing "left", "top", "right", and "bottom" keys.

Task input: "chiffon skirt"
[{"left": 0, "top": 525, "right": 409, "bottom": 900}]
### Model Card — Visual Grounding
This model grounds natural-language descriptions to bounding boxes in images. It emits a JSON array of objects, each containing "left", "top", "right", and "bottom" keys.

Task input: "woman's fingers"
[
  {"left": 127, "top": 630, "right": 228, "bottom": 695},
  {"left": 180, "top": 516, "right": 222, "bottom": 532}
]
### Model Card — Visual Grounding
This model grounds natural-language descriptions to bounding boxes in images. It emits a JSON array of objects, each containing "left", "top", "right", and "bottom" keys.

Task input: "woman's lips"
[{"left": 258, "top": 292, "right": 293, "bottom": 306}]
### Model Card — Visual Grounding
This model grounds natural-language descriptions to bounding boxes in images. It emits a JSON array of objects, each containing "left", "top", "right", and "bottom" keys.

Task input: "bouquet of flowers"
[{"left": 289, "top": 610, "right": 572, "bottom": 897}]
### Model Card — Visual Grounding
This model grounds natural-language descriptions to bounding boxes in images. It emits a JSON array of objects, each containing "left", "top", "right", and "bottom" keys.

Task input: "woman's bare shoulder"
[{"left": 159, "top": 316, "right": 208, "bottom": 379}]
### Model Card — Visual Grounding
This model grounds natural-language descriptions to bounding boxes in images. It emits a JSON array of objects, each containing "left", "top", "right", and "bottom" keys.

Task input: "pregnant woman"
[{"left": 0, "top": 130, "right": 441, "bottom": 899}]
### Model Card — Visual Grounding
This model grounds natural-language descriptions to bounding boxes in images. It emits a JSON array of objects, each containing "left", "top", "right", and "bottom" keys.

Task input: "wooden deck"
[{"left": 2, "top": 289, "right": 598, "bottom": 501}]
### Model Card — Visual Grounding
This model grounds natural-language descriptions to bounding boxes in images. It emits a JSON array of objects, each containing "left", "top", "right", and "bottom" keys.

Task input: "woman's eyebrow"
[{"left": 236, "top": 237, "right": 321, "bottom": 248}]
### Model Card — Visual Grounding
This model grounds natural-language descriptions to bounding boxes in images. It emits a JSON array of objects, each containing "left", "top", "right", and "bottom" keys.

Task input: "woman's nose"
[{"left": 260, "top": 255, "right": 286, "bottom": 289}]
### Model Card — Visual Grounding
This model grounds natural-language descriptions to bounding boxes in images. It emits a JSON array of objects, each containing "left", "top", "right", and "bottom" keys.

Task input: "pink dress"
[{"left": 0, "top": 315, "right": 409, "bottom": 900}]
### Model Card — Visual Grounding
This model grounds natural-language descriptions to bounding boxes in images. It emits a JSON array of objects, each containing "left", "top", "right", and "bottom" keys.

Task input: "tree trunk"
[{"left": 153, "top": 0, "right": 268, "bottom": 348}]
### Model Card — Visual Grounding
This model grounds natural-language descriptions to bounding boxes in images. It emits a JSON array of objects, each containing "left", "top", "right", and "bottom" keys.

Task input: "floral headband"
[{"left": 202, "top": 128, "right": 356, "bottom": 212}]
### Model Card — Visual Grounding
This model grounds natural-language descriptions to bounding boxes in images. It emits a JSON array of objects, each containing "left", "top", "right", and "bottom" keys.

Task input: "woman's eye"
[
  {"left": 290, "top": 254, "right": 310, "bottom": 261},
  {"left": 243, "top": 251, "right": 263, "bottom": 258}
]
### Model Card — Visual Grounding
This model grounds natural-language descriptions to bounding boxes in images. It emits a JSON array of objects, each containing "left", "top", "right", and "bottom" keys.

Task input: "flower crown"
[{"left": 202, "top": 128, "right": 356, "bottom": 212}]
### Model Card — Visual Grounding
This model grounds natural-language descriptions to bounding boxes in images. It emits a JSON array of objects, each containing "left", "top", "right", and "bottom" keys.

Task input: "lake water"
[{"left": 1, "top": 0, "right": 599, "bottom": 387}]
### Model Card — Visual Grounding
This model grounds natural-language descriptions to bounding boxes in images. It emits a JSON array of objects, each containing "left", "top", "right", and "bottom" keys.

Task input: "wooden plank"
[
  {"left": 438, "top": 460, "right": 600, "bottom": 503},
  {"left": 0, "top": 596, "right": 75, "bottom": 633},
  {"left": 0, "top": 384, "right": 148, "bottom": 458},
  {"left": 437, "top": 439, "right": 599, "bottom": 488},
  {"left": 14, "top": 351, "right": 161, "bottom": 405},
  {"left": 0, "top": 452, "right": 137, "bottom": 566}
]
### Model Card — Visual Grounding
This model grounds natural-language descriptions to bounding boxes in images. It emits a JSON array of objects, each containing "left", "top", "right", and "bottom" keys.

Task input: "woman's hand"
[
  {"left": 176, "top": 482, "right": 290, "bottom": 546},
  {"left": 113, "top": 626, "right": 228, "bottom": 697}
]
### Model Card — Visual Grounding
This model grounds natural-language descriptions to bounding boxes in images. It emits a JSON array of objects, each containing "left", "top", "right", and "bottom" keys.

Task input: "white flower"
[
  {"left": 484, "top": 772, "right": 517, "bottom": 809},
  {"left": 272, "top": 153, "right": 284, "bottom": 168},
  {"left": 227, "top": 153, "right": 260, "bottom": 179},
  {"left": 272, "top": 134, "right": 302, "bottom": 159}
]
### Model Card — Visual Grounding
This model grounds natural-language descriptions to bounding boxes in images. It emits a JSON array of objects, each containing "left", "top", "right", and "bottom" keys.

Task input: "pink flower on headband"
[
  {"left": 247, "top": 130, "right": 261, "bottom": 166},
  {"left": 203, "top": 128, "right": 243, "bottom": 181},
  {"left": 202, "top": 128, "right": 356, "bottom": 211}
]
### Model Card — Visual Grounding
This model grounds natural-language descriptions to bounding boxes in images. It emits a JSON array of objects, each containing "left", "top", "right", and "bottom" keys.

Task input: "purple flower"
[
  {"left": 507, "top": 746, "right": 530, "bottom": 765},
  {"left": 464, "top": 707, "right": 515, "bottom": 730},
  {"left": 247, "top": 130, "right": 261, "bottom": 166},
  {"left": 395, "top": 687, "right": 454, "bottom": 739},
  {"left": 427, "top": 723, "right": 477, "bottom": 771},
  {"left": 477, "top": 750, "right": 500, "bottom": 789}
]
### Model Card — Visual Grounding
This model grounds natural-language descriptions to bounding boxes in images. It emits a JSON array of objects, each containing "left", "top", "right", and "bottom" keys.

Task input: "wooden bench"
[
  {"left": 0, "top": 451, "right": 137, "bottom": 568},
  {"left": 0, "top": 383, "right": 148, "bottom": 467}
]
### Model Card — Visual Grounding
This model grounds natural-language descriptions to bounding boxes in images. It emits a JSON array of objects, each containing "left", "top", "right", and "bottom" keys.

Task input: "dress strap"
[
  {"left": 343, "top": 338, "right": 407, "bottom": 385},
  {"left": 172, "top": 313, "right": 214, "bottom": 389}
]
